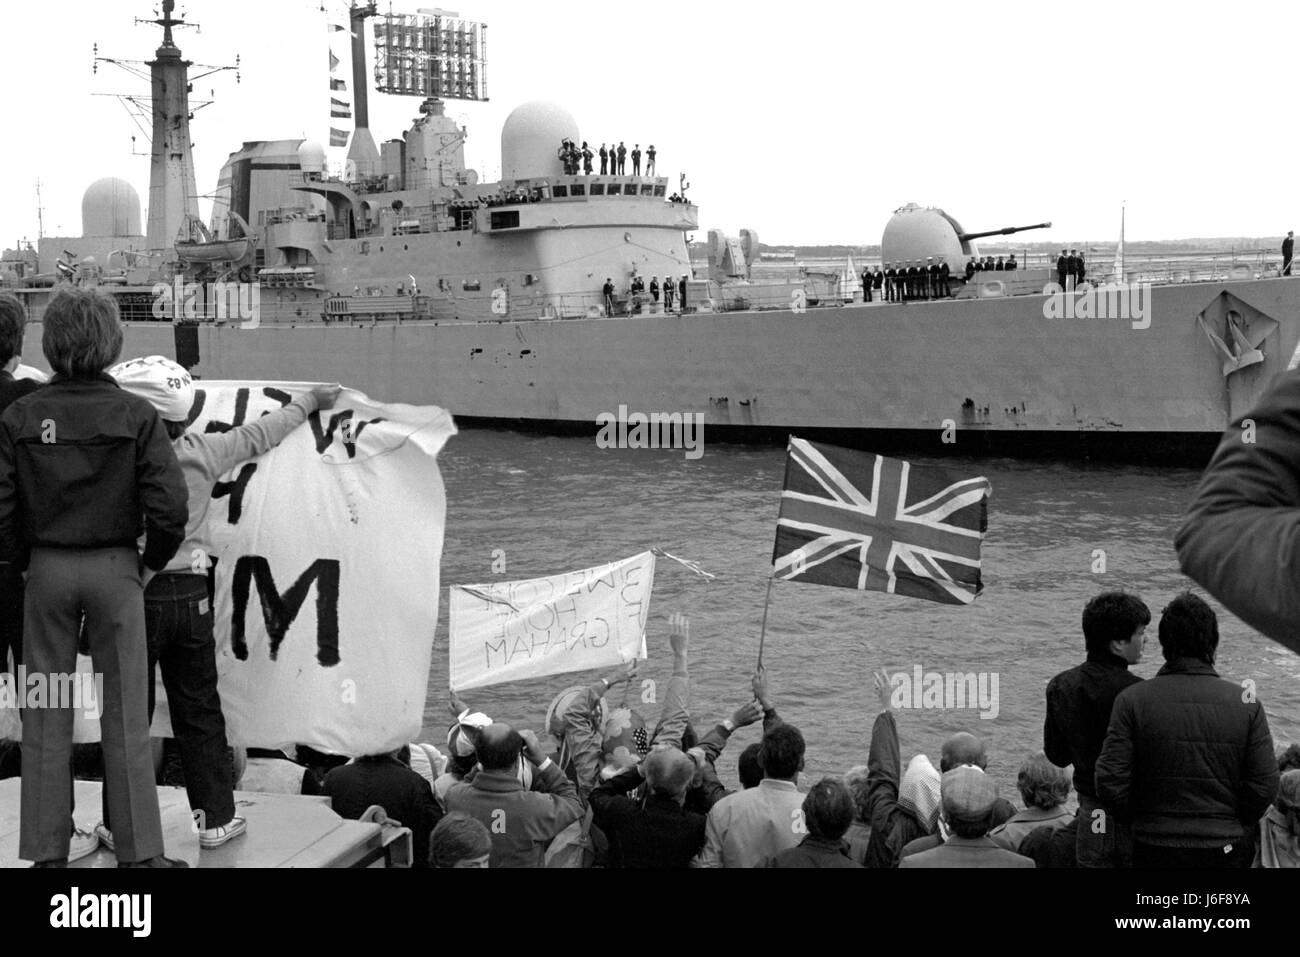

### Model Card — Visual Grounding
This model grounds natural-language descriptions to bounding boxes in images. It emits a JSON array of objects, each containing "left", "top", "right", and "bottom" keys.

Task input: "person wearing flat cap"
[{"left": 900, "top": 766, "right": 1036, "bottom": 868}]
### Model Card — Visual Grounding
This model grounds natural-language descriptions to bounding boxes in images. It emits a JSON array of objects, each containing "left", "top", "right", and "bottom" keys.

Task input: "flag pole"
[{"left": 756, "top": 577, "right": 774, "bottom": 668}]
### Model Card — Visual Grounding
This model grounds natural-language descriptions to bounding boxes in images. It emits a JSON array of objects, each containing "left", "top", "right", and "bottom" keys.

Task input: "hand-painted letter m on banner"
[{"left": 771, "top": 438, "right": 991, "bottom": 605}]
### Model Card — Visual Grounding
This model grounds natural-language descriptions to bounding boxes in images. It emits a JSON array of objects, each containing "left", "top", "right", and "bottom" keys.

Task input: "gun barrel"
[{"left": 958, "top": 221, "right": 1052, "bottom": 242}]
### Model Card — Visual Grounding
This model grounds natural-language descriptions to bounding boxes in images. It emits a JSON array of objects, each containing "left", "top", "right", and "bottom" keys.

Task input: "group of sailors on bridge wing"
[{"left": 560, "top": 140, "right": 658, "bottom": 177}]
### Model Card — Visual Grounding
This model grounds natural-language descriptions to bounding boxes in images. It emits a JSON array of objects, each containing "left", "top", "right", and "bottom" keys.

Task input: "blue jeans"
[{"left": 104, "top": 572, "right": 235, "bottom": 830}]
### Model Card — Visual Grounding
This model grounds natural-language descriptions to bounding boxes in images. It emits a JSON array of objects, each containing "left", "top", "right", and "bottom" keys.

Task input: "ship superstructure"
[{"left": 9, "top": 2, "right": 1300, "bottom": 461}]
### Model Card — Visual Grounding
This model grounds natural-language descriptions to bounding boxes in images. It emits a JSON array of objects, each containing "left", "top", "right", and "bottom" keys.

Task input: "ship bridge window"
[
  {"left": 490, "top": 210, "right": 520, "bottom": 230},
  {"left": 607, "top": 183, "right": 622, "bottom": 196},
  {"left": 570, "top": 183, "right": 585, "bottom": 197},
  {"left": 640, "top": 184, "right": 654, "bottom": 196},
  {"left": 553, "top": 185, "right": 569, "bottom": 198},
  {"left": 590, "top": 183, "right": 605, "bottom": 196},
  {"left": 653, "top": 185, "right": 666, "bottom": 197},
  {"left": 462, "top": 280, "right": 481, "bottom": 291}
]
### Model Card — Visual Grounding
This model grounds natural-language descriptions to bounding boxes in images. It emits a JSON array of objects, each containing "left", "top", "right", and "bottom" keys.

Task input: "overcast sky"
[{"left": 2, "top": 0, "right": 1296, "bottom": 248}]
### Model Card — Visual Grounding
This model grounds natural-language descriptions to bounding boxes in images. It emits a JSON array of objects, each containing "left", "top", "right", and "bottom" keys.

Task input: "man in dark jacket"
[
  {"left": 1045, "top": 591, "right": 1148, "bottom": 867},
  {"left": 769, "top": 777, "right": 862, "bottom": 868},
  {"left": 1056, "top": 249, "right": 1068, "bottom": 289},
  {"left": 1177, "top": 369, "right": 1300, "bottom": 657},
  {"left": 1283, "top": 231, "right": 1293, "bottom": 276},
  {"left": 0, "top": 293, "right": 39, "bottom": 688},
  {"left": 324, "top": 747, "right": 443, "bottom": 867},
  {"left": 1095, "top": 593, "right": 1279, "bottom": 868},
  {"left": 591, "top": 748, "right": 705, "bottom": 867}
]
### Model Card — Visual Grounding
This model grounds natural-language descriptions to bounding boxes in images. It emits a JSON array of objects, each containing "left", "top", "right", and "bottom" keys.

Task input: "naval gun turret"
[{"left": 881, "top": 203, "right": 1050, "bottom": 270}]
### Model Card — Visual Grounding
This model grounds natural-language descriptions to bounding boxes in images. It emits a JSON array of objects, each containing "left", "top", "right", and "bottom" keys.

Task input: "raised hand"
[
  {"left": 752, "top": 666, "right": 772, "bottom": 709},
  {"left": 873, "top": 669, "right": 893, "bottom": 713},
  {"left": 731, "top": 700, "right": 764, "bottom": 729},
  {"left": 668, "top": 612, "right": 690, "bottom": 657},
  {"left": 519, "top": 729, "right": 548, "bottom": 766}
]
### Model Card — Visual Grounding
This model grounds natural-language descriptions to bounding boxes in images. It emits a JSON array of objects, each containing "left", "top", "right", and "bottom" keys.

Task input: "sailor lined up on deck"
[
  {"left": 967, "top": 255, "right": 1017, "bottom": 277},
  {"left": 1056, "top": 249, "right": 1085, "bottom": 290},
  {"left": 880, "top": 259, "right": 952, "bottom": 302},
  {"left": 580, "top": 141, "right": 658, "bottom": 177}
]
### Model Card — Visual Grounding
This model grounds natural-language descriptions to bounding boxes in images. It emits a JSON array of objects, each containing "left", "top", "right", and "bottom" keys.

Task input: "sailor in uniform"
[
  {"left": 995, "top": 256, "right": 1005, "bottom": 271},
  {"left": 617, "top": 142, "right": 627, "bottom": 175},
  {"left": 873, "top": 266, "right": 883, "bottom": 299},
  {"left": 1075, "top": 250, "right": 1086, "bottom": 286},
  {"left": 1006, "top": 254, "right": 1017, "bottom": 271},
  {"left": 1066, "top": 250, "right": 1078, "bottom": 290},
  {"left": 926, "top": 258, "right": 938, "bottom": 300},
  {"left": 965, "top": 257, "right": 977, "bottom": 282},
  {"left": 906, "top": 262, "right": 918, "bottom": 302},
  {"left": 603, "top": 278, "right": 616, "bottom": 316},
  {"left": 582, "top": 142, "right": 594, "bottom": 175},
  {"left": 646, "top": 145, "right": 656, "bottom": 176},
  {"left": 884, "top": 263, "right": 896, "bottom": 302},
  {"left": 861, "top": 267, "right": 873, "bottom": 302},
  {"left": 1284, "top": 231, "right": 1294, "bottom": 276},
  {"left": 679, "top": 275, "right": 687, "bottom": 312},
  {"left": 650, "top": 277, "right": 660, "bottom": 303},
  {"left": 1056, "top": 249, "right": 1068, "bottom": 290},
  {"left": 631, "top": 145, "right": 642, "bottom": 176},
  {"left": 939, "top": 258, "right": 951, "bottom": 297},
  {"left": 664, "top": 275, "right": 675, "bottom": 311},
  {"left": 599, "top": 144, "right": 609, "bottom": 175}
]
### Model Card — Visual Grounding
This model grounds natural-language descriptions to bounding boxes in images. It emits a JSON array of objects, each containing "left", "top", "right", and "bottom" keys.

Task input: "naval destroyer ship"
[{"left": 7, "top": 1, "right": 1300, "bottom": 461}]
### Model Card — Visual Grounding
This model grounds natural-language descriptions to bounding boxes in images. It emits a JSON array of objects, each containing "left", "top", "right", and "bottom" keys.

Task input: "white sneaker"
[
  {"left": 69, "top": 827, "right": 100, "bottom": 863},
  {"left": 199, "top": 816, "right": 246, "bottom": 849},
  {"left": 93, "top": 823, "right": 115, "bottom": 852}
]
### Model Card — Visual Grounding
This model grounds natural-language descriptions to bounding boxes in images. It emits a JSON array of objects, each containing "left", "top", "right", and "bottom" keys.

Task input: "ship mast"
[{"left": 143, "top": 0, "right": 201, "bottom": 255}]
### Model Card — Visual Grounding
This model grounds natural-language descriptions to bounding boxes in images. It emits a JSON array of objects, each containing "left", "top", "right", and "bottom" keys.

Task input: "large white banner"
[
  {"left": 1, "top": 381, "right": 455, "bottom": 756},
  {"left": 448, "top": 552, "right": 655, "bottom": 692}
]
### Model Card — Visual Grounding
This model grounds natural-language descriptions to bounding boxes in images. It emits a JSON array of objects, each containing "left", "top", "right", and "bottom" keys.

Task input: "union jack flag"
[{"left": 772, "top": 438, "right": 991, "bottom": 605}]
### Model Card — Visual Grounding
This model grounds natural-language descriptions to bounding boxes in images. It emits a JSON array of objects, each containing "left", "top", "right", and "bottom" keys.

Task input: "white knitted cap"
[{"left": 110, "top": 355, "right": 195, "bottom": 422}]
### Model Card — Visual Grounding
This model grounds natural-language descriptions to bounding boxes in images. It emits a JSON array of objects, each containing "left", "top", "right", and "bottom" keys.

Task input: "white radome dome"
[
  {"left": 500, "top": 101, "right": 579, "bottom": 182},
  {"left": 298, "top": 140, "right": 327, "bottom": 174},
  {"left": 81, "top": 177, "right": 142, "bottom": 238}
]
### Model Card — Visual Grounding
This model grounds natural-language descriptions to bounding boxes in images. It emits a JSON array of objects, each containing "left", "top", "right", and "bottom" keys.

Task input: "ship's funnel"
[{"left": 346, "top": 3, "right": 381, "bottom": 177}]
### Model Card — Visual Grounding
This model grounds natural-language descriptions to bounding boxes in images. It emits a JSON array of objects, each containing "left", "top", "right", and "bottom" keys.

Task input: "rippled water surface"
[{"left": 423, "top": 430, "right": 1300, "bottom": 798}]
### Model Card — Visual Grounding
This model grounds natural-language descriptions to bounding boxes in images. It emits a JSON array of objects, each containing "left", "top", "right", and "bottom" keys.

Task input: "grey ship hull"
[{"left": 30, "top": 273, "right": 1289, "bottom": 462}]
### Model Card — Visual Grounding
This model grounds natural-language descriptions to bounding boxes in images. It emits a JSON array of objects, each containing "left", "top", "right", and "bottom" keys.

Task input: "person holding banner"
[
  {"left": 0, "top": 288, "right": 189, "bottom": 867},
  {"left": 101, "top": 356, "right": 339, "bottom": 852}
]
